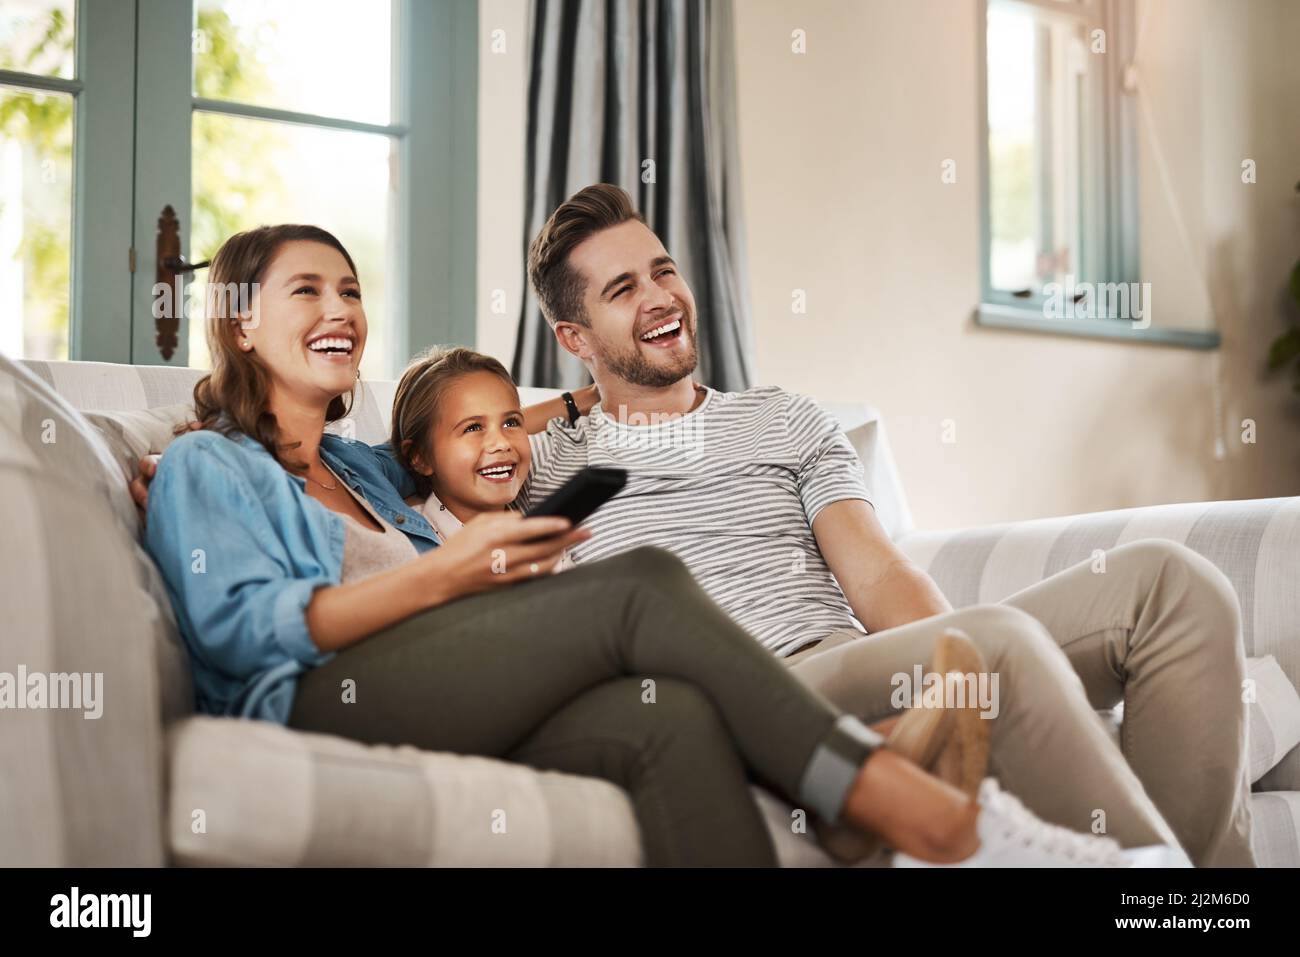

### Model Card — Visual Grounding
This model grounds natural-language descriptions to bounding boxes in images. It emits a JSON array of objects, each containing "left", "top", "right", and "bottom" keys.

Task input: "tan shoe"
[
  {"left": 812, "top": 628, "right": 993, "bottom": 864},
  {"left": 893, "top": 627, "right": 992, "bottom": 798}
]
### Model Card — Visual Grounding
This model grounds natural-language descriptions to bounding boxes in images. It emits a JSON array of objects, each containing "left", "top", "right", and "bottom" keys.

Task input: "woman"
[{"left": 143, "top": 223, "right": 1156, "bottom": 867}]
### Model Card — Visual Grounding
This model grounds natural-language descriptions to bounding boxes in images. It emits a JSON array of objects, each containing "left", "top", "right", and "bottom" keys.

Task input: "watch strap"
[{"left": 561, "top": 390, "right": 581, "bottom": 426}]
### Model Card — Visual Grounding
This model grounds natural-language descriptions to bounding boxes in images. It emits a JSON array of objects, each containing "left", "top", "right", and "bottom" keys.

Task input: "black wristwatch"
[{"left": 561, "top": 390, "right": 581, "bottom": 427}]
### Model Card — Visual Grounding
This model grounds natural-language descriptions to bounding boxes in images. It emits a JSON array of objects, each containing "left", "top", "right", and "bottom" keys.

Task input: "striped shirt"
[{"left": 523, "top": 386, "right": 874, "bottom": 657}]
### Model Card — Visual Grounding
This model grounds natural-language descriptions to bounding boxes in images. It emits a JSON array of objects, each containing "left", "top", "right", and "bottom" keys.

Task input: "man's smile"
[{"left": 637, "top": 312, "right": 687, "bottom": 348}]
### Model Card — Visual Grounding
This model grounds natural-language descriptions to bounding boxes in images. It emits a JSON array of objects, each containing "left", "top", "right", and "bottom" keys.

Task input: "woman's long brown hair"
[{"left": 189, "top": 224, "right": 358, "bottom": 471}]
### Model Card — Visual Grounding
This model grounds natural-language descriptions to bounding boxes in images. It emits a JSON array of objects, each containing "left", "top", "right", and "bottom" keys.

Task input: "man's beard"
[{"left": 594, "top": 313, "right": 699, "bottom": 388}]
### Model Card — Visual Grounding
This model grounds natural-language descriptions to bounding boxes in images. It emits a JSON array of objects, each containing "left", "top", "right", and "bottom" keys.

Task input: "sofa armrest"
[{"left": 895, "top": 496, "right": 1300, "bottom": 789}]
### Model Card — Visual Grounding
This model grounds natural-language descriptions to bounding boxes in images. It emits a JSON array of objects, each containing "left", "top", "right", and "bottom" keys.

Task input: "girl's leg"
[
  {"left": 506, "top": 677, "right": 777, "bottom": 866},
  {"left": 288, "top": 547, "right": 879, "bottom": 838}
]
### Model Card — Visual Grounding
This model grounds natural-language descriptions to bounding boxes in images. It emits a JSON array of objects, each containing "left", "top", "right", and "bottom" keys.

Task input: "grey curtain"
[{"left": 512, "top": 0, "right": 755, "bottom": 391}]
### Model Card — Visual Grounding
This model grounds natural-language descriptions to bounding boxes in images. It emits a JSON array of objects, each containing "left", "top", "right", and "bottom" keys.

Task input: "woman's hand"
[{"left": 418, "top": 511, "right": 592, "bottom": 604}]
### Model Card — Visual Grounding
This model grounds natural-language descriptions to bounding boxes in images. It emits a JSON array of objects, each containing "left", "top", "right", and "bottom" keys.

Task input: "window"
[
  {"left": 0, "top": 1, "right": 76, "bottom": 361},
  {"left": 977, "top": 0, "right": 1212, "bottom": 346},
  {"left": 187, "top": 0, "right": 399, "bottom": 379},
  {"left": 1, "top": 1, "right": 477, "bottom": 373}
]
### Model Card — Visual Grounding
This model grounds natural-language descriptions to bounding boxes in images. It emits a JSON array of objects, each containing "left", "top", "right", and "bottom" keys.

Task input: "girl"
[
  {"left": 143, "top": 223, "right": 1168, "bottom": 867},
  {"left": 387, "top": 346, "right": 571, "bottom": 572}
]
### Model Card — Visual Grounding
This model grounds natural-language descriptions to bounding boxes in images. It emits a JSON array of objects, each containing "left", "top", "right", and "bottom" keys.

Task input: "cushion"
[
  {"left": 0, "top": 355, "right": 183, "bottom": 864},
  {"left": 84, "top": 379, "right": 395, "bottom": 462},
  {"left": 1248, "top": 655, "right": 1300, "bottom": 784},
  {"left": 17, "top": 359, "right": 203, "bottom": 411},
  {"left": 166, "top": 716, "right": 643, "bottom": 866},
  {"left": 1250, "top": 792, "right": 1300, "bottom": 868},
  {"left": 84, "top": 405, "right": 196, "bottom": 484}
]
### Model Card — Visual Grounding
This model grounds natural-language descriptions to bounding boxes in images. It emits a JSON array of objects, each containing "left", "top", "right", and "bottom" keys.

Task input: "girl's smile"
[{"left": 414, "top": 370, "right": 532, "bottom": 523}]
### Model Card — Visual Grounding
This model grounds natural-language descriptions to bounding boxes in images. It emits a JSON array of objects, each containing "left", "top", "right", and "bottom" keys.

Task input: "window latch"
[{"left": 154, "top": 204, "right": 210, "bottom": 361}]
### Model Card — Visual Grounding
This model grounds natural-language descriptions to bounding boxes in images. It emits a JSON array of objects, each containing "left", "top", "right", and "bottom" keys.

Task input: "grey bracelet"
[{"left": 798, "top": 715, "right": 886, "bottom": 825}]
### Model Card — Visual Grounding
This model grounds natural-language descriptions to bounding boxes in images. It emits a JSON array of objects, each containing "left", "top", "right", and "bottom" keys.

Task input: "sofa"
[{"left": 3, "top": 355, "right": 1299, "bottom": 867}]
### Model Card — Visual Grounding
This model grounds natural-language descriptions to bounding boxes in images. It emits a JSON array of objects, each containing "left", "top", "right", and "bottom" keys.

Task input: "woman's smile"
[{"left": 305, "top": 331, "right": 357, "bottom": 365}]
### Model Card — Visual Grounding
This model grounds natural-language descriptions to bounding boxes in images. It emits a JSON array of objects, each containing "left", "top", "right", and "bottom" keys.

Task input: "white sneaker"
[
  {"left": 892, "top": 778, "right": 1192, "bottom": 868},
  {"left": 1123, "top": 844, "right": 1193, "bottom": 867}
]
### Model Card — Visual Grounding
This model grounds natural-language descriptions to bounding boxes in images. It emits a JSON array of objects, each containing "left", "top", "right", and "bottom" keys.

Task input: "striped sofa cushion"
[
  {"left": 897, "top": 498, "right": 1300, "bottom": 798},
  {"left": 897, "top": 498, "right": 1300, "bottom": 660},
  {"left": 166, "top": 716, "right": 644, "bottom": 867},
  {"left": 16, "top": 361, "right": 594, "bottom": 452},
  {"left": 0, "top": 355, "right": 178, "bottom": 865},
  {"left": 1250, "top": 792, "right": 1300, "bottom": 868},
  {"left": 1248, "top": 655, "right": 1300, "bottom": 784},
  {"left": 20, "top": 359, "right": 395, "bottom": 447}
]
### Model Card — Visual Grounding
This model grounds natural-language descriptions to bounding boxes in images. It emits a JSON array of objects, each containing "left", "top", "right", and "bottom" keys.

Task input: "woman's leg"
[
  {"left": 288, "top": 547, "right": 879, "bottom": 843},
  {"left": 506, "top": 677, "right": 777, "bottom": 866}
]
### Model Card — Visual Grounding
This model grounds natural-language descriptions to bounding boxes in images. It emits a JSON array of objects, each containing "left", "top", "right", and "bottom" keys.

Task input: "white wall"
[
  {"left": 479, "top": 0, "right": 1300, "bottom": 530},
  {"left": 476, "top": 0, "right": 530, "bottom": 368}
]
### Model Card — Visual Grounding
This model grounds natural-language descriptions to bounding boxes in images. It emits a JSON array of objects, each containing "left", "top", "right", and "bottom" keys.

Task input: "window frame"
[{"left": 975, "top": 0, "right": 1219, "bottom": 349}]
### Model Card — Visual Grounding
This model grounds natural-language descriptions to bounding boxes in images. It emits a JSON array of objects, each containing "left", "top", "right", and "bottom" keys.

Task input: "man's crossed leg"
[{"left": 784, "top": 539, "right": 1254, "bottom": 867}]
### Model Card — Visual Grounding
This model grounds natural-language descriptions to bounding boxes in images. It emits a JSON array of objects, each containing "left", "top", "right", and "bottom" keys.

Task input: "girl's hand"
[{"left": 420, "top": 511, "right": 591, "bottom": 603}]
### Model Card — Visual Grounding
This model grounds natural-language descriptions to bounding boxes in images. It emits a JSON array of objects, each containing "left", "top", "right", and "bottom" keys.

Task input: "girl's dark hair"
[
  {"left": 189, "top": 224, "right": 358, "bottom": 471},
  {"left": 390, "top": 346, "right": 519, "bottom": 497}
]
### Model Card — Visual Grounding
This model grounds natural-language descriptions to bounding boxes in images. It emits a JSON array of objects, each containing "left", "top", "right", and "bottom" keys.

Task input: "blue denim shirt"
[{"left": 145, "top": 427, "right": 426, "bottom": 724}]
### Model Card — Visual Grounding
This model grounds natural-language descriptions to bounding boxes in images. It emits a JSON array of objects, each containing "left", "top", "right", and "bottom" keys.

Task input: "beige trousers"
[{"left": 783, "top": 539, "right": 1254, "bottom": 867}]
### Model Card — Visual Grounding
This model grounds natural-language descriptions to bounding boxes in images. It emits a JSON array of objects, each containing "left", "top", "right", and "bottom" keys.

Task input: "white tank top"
[{"left": 328, "top": 467, "right": 419, "bottom": 583}]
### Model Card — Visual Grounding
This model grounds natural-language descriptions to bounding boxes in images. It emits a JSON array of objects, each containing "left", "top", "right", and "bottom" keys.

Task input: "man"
[{"left": 516, "top": 183, "right": 1253, "bottom": 867}]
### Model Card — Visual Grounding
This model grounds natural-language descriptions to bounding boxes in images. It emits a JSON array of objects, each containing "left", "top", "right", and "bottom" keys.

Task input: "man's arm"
[
  {"left": 813, "top": 499, "right": 952, "bottom": 632},
  {"left": 785, "top": 388, "right": 951, "bottom": 632},
  {"left": 521, "top": 384, "right": 600, "bottom": 434}
]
